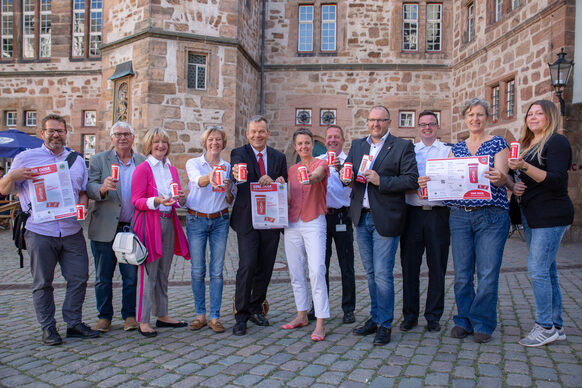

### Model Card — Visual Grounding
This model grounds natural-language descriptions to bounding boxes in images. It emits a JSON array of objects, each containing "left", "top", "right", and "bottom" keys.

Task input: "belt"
[
  {"left": 413, "top": 205, "right": 447, "bottom": 211},
  {"left": 459, "top": 206, "right": 481, "bottom": 212},
  {"left": 361, "top": 208, "right": 371, "bottom": 213},
  {"left": 188, "top": 208, "right": 228, "bottom": 219},
  {"left": 159, "top": 211, "right": 173, "bottom": 219},
  {"left": 327, "top": 207, "right": 348, "bottom": 215}
]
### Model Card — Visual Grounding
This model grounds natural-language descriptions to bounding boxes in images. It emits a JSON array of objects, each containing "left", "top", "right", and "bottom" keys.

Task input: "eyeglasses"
[
  {"left": 43, "top": 128, "right": 66, "bottom": 135},
  {"left": 112, "top": 132, "right": 133, "bottom": 138},
  {"left": 367, "top": 119, "right": 390, "bottom": 123},
  {"left": 418, "top": 123, "right": 438, "bottom": 128}
]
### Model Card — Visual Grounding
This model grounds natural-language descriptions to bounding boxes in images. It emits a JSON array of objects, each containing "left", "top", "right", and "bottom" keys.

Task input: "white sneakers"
[{"left": 519, "top": 323, "right": 562, "bottom": 347}]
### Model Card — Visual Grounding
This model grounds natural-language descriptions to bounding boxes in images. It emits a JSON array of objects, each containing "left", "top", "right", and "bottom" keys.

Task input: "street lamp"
[{"left": 548, "top": 48, "right": 574, "bottom": 116}]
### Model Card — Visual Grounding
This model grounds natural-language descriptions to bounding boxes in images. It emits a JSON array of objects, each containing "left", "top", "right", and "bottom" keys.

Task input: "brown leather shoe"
[
  {"left": 124, "top": 317, "right": 138, "bottom": 331},
  {"left": 209, "top": 320, "right": 226, "bottom": 333},
  {"left": 93, "top": 318, "right": 111, "bottom": 332},
  {"left": 189, "top": 318, "right": 207, "bottom": 331}
]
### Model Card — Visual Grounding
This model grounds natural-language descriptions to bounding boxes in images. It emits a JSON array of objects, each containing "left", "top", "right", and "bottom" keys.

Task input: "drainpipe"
[{"left": 260, "top": 0, "right": 266, "bottom": 115}]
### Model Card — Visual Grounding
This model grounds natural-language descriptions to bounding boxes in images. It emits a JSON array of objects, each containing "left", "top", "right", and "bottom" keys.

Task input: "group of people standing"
[{"left": 0, "top": 97, "right": 573, "bottom": 349}]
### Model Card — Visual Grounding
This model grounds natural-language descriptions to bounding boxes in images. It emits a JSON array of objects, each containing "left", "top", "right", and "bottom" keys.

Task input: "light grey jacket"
[{"left": 87, "top": 149, "right": 146, "bottom": 242}]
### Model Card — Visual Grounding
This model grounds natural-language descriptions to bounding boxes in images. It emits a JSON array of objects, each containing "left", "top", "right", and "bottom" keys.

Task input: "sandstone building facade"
[{"left": 0, "top": 0, "right": 580, "bottom": 238}]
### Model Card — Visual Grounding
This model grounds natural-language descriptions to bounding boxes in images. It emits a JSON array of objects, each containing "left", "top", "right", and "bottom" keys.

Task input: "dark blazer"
[
  {"left": 346, "top": 133, "right": 419, "bottom": 237},
  {"left": 87, "top": 149, "right": 146, "bottom": 242},
  {"left": 230, "top": 144, "right": 288, "bottom": 234}
]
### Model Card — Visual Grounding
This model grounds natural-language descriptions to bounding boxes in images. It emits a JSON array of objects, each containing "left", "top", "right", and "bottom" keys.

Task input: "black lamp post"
[{"left": 548, "top": 48, "right": 574, "bottom": 116}]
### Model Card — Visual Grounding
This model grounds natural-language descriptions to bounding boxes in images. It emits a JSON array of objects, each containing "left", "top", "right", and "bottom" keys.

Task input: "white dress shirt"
[
  {"left": 362, "top": 131, "right": 390, "bottom": 209},
  {"left": 405, "top": 139, "right": 451, "bottom": 207},
  {"left": 185, "top": 154, "right": 233, "bottom": 213},
  {"left": 145, "top": 155, "right": 174, "bottom": 212},
  {"left": 316, "top": 151, "right": 351, "bottom": 209}
]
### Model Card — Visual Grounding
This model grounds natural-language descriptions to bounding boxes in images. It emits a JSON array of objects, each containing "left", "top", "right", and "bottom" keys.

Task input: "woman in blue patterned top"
[{"left": 446, "top": 98, "right": 510, "bottom": 344}]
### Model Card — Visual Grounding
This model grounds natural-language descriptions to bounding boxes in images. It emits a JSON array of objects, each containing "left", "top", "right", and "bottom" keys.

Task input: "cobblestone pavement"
[{"left": 0, "top": 223, "right": 581, "bottom": 387}]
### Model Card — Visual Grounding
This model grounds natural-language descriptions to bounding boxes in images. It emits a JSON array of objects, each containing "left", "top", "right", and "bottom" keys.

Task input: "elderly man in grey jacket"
[{"left": 87, "top": 121, "right": 146, "bottom": 332}]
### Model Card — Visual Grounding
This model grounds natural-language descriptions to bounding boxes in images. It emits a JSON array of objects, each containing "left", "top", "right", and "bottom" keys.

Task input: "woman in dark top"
[{"left": 508, "top": 99, "right": 574, "bottom": 347}]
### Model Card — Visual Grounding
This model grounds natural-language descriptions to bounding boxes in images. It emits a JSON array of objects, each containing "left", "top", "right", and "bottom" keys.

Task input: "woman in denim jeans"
[
  {"left": 185, "top": 126, "right": 234, "bottom": 333},
  {"left": 508, "top": 100, "right": 574, "bottom": 347},
  {"left": 420, "top": 98, "right": 510, "bottom": 343}
]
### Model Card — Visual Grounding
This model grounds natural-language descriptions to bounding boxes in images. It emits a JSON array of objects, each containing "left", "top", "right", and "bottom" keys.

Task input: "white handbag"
[{"left": 113, "top": 211, "right": 148, "bottom": 266}]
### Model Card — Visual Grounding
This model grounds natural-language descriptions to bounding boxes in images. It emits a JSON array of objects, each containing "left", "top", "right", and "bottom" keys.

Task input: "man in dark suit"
[
  {"left": 230, "top": 115, "right": 287, "bottom": 335},
  {"left": 87, "top": 121, "right": 146, "bottom": 333},
  {"left": 343, "top": 106, "right": 418, "bottom": 345}
]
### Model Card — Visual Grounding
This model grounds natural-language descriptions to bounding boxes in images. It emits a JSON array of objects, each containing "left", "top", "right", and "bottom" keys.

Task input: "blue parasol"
[{"left": 0, "top": 129, "right": 44, "bottom": 158}]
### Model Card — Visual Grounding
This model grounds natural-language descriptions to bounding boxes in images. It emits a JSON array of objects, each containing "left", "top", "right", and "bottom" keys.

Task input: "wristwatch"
[{"left": 521, "top": 163, "right": 528, "bottom": 172}]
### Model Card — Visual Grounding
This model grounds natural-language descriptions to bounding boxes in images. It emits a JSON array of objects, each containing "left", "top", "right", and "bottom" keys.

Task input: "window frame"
[
  {"left": 25, "top": 111, "right": 37, "bottom": 127},
  {"left": 398, "top": 111, "right": 416, "bottom": 128},
  {"left": 506, "top": 79, "right": 515, "bottom": 119},
  {"left": 298, "top": 4, "right": 314, "bottom": 53},
  {"left": 491, "top": 85, "right": 500, "bottom": 122},
  {"left": 494, "top": 0, "right": 503, "bottom": 22},
  {"left": 71, "top": 0, "right": 102, "bottom": 58},
  {"left": 320, "top": 4, "right": 336, "bottom": 53},
  {"left": 83, "top": 110, "right": 96, "bottom": 127},
  {"left": 426, "top": 3, "right": 442, "bottom": 52},
  {"left": 5, "top": 110, "right": 16, "bottom": 127},
  {"left": 187, "top": 52, "right": 207, "bottom": 90},
  {"left": 467, "top": 2, "right": 474, "bottom": 42},
  {"left": 296, "top": 108, "right": 312, "bottom": 126},
  {"left": 1, "top": 0, "right": 15, "bottom": 59},
  {"left": 402, "top": 3, "right": 419, "bottom": 52}
]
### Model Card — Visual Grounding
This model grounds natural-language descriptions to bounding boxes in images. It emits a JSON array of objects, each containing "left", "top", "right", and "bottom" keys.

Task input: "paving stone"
[
  {"left": 149, "top": 373, "right": 182, "bottom": 386},
  {"left": 96, "top": 374, "right": 133, "bottom": 387},
  {"left": 316, "top": 371, "right": 346, "bottom": 385},
  {"left": 477, "top": 363, "right": 502, "bottom": 377},
  {"left": 2, "top": 374, "right": 36, "bottom": 387},
  {"left": 505, "top": 374, "right": 532, "bottom": 387},
  {"left": 200, "top": 373, "right": 236, "bottom": 386},
  {"left": 369, "top": 376, "right": 396, "bottom": 388},
  {"left": 397, "top": 377, "right": 423, "bottom": 387},
  {"left": 171, "top": 375, "right": 205, "bottom": 388},
  {"left": 197, "top": 364, "right": 226, "bottom": 377},
  {"left": 451, "top": 379, "right": 476, "bottom": 388},
  {"left": 287, "top": 376, "right": 316, "bottom": 387},
  {"left": 453, "top": 366, "right": 475, "bottom": 379},
  {"left": 301, "top": 364, "right": 327, "bottom": 377},
  {"left": 234, "top": 374, "right": 264, "bottom": 386},
  {"left": 531, "top": 366, "right": 558, "bottom": 380}
]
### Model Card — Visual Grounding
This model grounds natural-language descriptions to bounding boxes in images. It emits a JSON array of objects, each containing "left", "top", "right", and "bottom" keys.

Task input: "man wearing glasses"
[
  {"left": 343, "top": 106, "right": 418, "bottom": 345},
  {"left": 399, "top": 111, "right": 451, "bottom": 334},
  {"left": 0, "top": 114, "right": 101, "bottom": 345},
  {"left": 87, "top": 121, "right": 146, "bottom": 333}
]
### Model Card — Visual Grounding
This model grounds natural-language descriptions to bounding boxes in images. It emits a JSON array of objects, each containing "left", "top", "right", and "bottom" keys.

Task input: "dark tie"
[{"left": 258, "top": 152, "right": 266, "bottom": 176}]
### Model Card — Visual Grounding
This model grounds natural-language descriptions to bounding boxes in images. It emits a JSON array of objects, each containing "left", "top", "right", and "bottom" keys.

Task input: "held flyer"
[
  {"left": 250, "top": 182, "right": 288, "bottom": 229},
  {"left": 27, "top": 161, "right": 77, "bottom": 223},
  {"left": 425, "top": 156, "right": 492, "bottom": 201}
]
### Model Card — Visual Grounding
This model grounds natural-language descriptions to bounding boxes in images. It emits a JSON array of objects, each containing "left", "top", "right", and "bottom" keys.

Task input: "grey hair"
[
  {"left": 110, "top": 121, "right": 135, "bottom": 136},
  {"left": 248, "top": 115, "right": 269, "bottom": 127},
  {"left": 461, "top": 98, "right": 491, "bottom": 118}
]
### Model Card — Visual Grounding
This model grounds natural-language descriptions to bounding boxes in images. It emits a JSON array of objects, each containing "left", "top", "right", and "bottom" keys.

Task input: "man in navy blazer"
[
  {"left": 343, "top": 106, "right": 419, "bottom": 345},
  {"left": 230, "top": 115, "right": 287, "bottom": 335}
]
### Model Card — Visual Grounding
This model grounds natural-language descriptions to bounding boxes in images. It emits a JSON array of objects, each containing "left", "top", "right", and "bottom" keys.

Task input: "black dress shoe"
[
  {"left": 66, "top": 323, "right": 101, "bottom": 338},
  {"left": 343, "top": 312, "right": 356, "bottom": 324},
  {"left": 42, "top": 326, "right": 63, "bottom": 346},
  {"left": 233, "top": 321, "right": 247, "bottom": 336},
  {"left": 353, "top": 318, "right": 377, "bottom": 336},
  {"left": 138, "top": 326, "right": 157, "bottom": 338},
  {"left": 248, "top": 313, "right": 270, "bottom": 326},
  {"left": 307, "top": 307, "right": 316, "bottom": 321},
  {"left": 399, "top": 319, "right": 418, "bottom": 332},
  {"left": 156, "top": 320, "right": 187, "bottom": 328},
  {"left": 426, "top": 321, "right": 441, "bottom": 332},
  {"left": 373, "top": 326, "right": 392, "bottom": 345}
]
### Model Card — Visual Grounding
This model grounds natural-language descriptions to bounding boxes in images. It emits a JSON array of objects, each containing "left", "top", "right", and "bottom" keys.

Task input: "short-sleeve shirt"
[
  {"left": 288, "top": 158, "right": 329, "bottom": 223},
  {"left": 445, "top": 136, "right": 509, "bottom": 210}
]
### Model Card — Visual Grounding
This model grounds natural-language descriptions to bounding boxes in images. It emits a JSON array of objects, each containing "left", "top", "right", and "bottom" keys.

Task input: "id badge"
[{"left": 336, "top": 224, "right": 347, "bottom": 232}]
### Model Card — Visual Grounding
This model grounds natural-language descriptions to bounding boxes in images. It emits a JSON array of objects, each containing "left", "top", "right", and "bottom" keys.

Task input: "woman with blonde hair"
[
  {"left": 508, "top": 100, "right": 574, "bottom": 347},
  {"left": 132, "top": 127, "right": 190, "bottom": 337},
  {"left": 185, "top": 126, "right": 234, "bottom": 334}
]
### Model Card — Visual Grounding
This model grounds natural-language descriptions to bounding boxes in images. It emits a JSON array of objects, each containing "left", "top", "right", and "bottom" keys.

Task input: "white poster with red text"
[
  {"left": 425, "top": 156, "right": 492, "bottom": 200},
  {"left": 27, "top": 161, "right": 77, "bottom": 223},
  {"left": 250, "top": 182, "right": 288, "bottom": 229}
]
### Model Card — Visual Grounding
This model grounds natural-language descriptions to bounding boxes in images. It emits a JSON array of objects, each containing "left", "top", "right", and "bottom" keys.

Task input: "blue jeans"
[
  {"left": 355, "top": 212, "right": 398, "bottom": 328},
  {"left": 522, "top": 214, "right": 568, "bottom": 328},
  {"left": 186, "top": 212, "right": 229, "bottom": 320},
  {"left": 449, "top": 206, "right": 509, "bottom": 335},
  {"left": 91, "top": 239, "right": 137, "bottom": 320}
]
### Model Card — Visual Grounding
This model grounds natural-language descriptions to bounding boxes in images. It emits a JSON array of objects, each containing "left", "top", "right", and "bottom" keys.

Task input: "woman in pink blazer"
[{"left": 132, "top": 127, "right": 190, "bottom": 337}]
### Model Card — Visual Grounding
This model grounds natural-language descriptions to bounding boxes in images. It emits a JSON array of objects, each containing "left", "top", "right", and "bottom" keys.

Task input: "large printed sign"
[
  {"left": 27, "top": 162, "right": 77, "bottom": 223},
  {"left": 425, "top": 156, "right": 492, "bottom": 200},
  {"left": 250, "top": 182, "right": 288, "bottom": 229}
]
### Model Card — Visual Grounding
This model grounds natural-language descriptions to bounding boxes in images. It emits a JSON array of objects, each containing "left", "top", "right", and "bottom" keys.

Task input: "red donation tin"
[
  {"left": 111, "top": 164, "right": 120, "bottom": 181},
  {"left": 170, "top": 182, "right": 180, "bottom": 198},
  {"left": 343, "top": 162, "right": 353, "bottom": 181},
  {"left": 327, "top": 151, "right": 336, "bottom": 166},
  {"left": 76, "top": 204, "right": 86, "bottom": 220},
  {"left": 298, "top": 165, "right": 309, "bottom": 184},
  {"left": 510, "top": 141, "right": 520, "bottom": 159},
  {"left": 238, "top": 163, "right": 247, "bottom": 182},
  {"left": 214, "top": 165, "right": 226, "bottom": 187}
]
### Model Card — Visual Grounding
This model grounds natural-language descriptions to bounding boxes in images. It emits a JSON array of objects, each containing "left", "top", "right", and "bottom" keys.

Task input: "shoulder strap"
[{"left": 65, "top": 151, "right": 82, "bottom": 168}]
